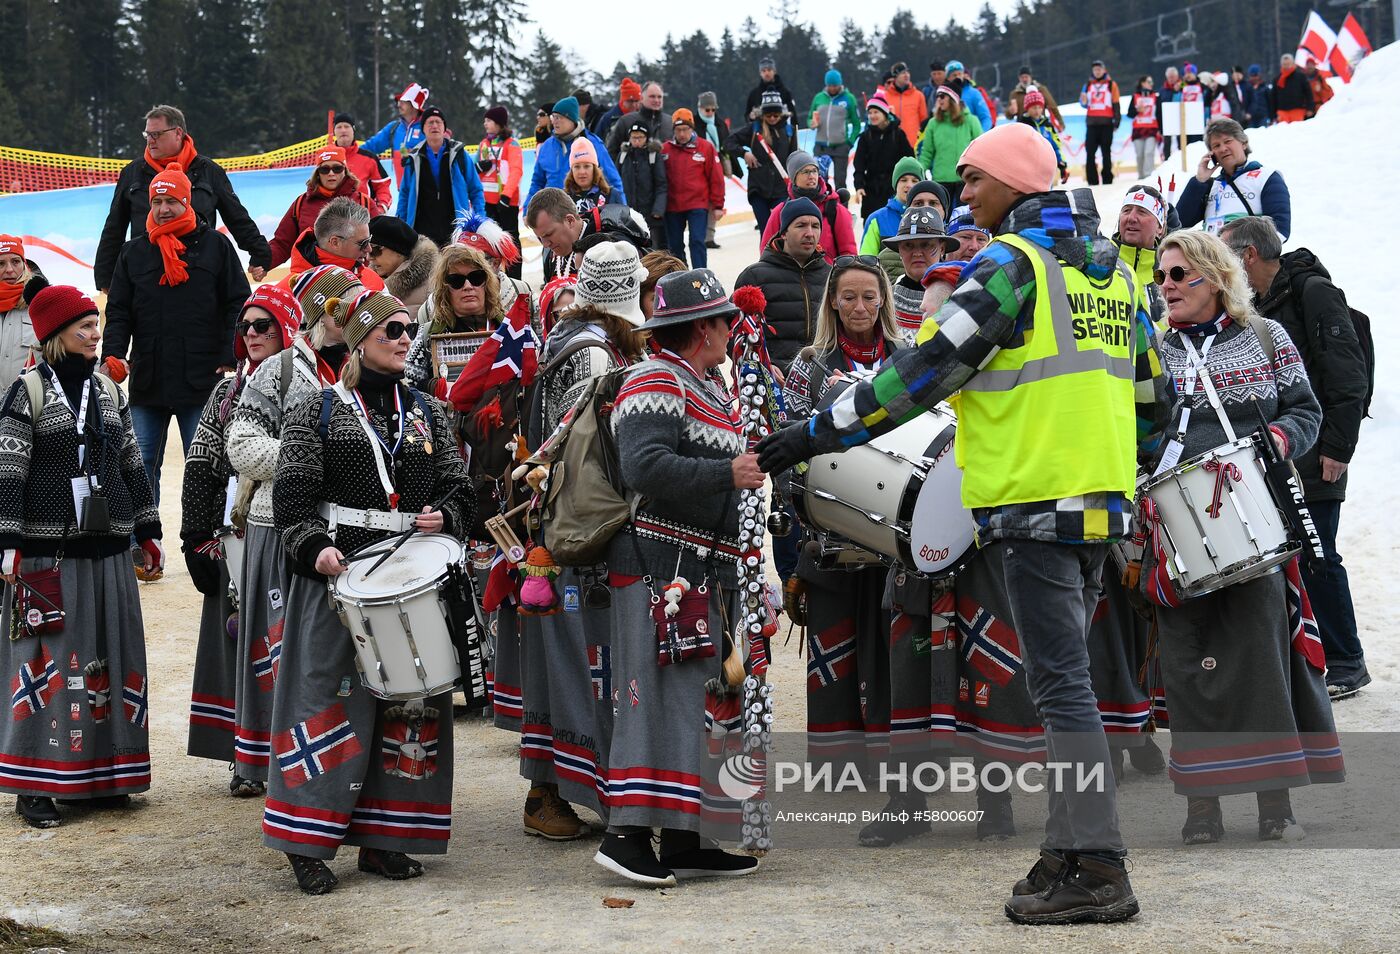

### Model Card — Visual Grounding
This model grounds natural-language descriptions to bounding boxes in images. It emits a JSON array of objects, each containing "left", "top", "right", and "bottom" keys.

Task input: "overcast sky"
[{"left": 522, "top": 0, "right": 1021, "bottom": 75}]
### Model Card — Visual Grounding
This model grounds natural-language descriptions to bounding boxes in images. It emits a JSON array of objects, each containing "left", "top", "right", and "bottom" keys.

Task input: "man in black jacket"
[
  {"left": 733, "top": 196, "right": 830, "bottom": 370},
  {"left": 1222, "top": 217, "right": 1371, "bottom": 698},
  {"left": 103, "top": 163, "right": 250, "bottom": 521},
  {"left": 605, "top": 82, "right": 673, "bottom": 162},
  {"left": 744, "top": 57, "right": 799, "bottom": 122},
  {"left": 94, "top": 104, "right": 268, "bottom": 293}
]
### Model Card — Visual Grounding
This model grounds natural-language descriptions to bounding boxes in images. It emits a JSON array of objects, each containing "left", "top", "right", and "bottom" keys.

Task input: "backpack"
[
  {"left": 1286, "top": 266, "right": 1376, "bottom": 418},
  {"left": 529, "top": 352, "right": 633, "bottom": 567},
  {"left": 22, "top": 368, "right": 119, "bottom": 421}
]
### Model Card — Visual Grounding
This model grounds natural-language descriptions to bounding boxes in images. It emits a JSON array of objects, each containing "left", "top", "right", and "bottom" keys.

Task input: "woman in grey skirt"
[
  {"left": 265, "top": 289, "right": 472, "bottom": 894},
  {"left": 594, "top": 268, "right": 762, "bottom": 887},
  {"left": 181, "top": 283, "right": 303, "bottom": 794},
  {"left": 1149, "top": 230, "right": 1340, "bottom": 843},
  {"left": 516, "top": 241, "right": 646, "bottom": 839},
  {"left": 225, "top": 265, "right": 360, "bottom": 782},
  {"left": 0, "top": 285, "right": 161, "bottom": 828},
  {"left": 784, "top": 255, "right": 905, "bottom": 773}
]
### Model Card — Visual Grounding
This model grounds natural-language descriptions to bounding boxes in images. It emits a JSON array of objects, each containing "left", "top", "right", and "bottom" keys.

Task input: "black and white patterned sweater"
[
  {"left": 608, "top": 350, "right": 745, "bottom": 586},
  {"left": 226, "top": 337, "right": 342, "bottom": 528},
  {"left": 274, "top": 366, "right": 473, "bottom": 580},
  {"left": 0, "top": 356, "right": 160, "bottom": 558},
  {"left": 179, "top": 375, "right": 236, "bottom": 546},
  {"left": 527, "top": 317, "right": 629, "bottom": 448}
]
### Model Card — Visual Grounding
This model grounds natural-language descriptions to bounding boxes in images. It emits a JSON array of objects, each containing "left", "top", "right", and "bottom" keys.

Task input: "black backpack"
[{"left": 1287, "top": 266, "right": 1376, "bottom": 418}]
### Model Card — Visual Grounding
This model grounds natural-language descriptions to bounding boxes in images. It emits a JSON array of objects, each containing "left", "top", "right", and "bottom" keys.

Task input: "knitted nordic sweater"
[
  {"left": 0, "top": 357, "right": 160, "bottom": 557},
  {"left": 1157, "top": 317, "right": 1320, "bottom": 463},
  {"left": 608, "top": 350, "right": 744, "bottom": 586},
  {"left": 179, "top": 376, "right": 236, "bottom": 546},
  {"left": 225, "top": 337, "right": 340, "bottom": 528},
  {"left": 529, "top": 317, "right": 628, "bottom": 448},
  {"left": 274, "top": 366, "right": 473, "bottom": 579}
]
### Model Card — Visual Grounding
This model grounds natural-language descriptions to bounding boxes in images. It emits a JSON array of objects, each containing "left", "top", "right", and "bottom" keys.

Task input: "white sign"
[{"left": 1160, "top": 100, "right": 1206, "bottom": 137}]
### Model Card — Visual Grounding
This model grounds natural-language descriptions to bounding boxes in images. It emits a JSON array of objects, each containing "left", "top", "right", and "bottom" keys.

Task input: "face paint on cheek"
[{"left": 1186, "top": 277, "right": 1206, "bottom": 288}]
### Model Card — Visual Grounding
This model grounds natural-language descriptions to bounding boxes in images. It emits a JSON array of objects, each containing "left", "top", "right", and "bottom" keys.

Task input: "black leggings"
[{"left": 1084, "top": 124, "right": 1115, "bottom": 185}]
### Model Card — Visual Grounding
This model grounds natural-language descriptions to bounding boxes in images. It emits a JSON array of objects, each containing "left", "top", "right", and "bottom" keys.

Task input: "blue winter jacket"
[
  {"left": 523, "top": 129, "right": 627, "bottom": 210},
  {"left": 1176, "top": 159, "right": 1291, "bottom": 240},
  {"left": 395, "top": 138, "right": 486, "bottom": 226},
  {"left": 360, "top": 117, "right": 426, "bottom": 177},
  {"left": 961, "top": 85, "right": 993, "bottom": 130},
  {"left": 863, "top": 196, "right": 906, "bottom": 247},
  {"left": 1243, "top": 82, "right": 1273, "bottom": 127}
]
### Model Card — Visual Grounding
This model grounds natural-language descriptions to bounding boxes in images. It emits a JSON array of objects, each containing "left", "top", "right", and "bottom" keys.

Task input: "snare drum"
[
  {"left": 216, "top": 526, "right": 245, "bottom": 600},
  {"left": 794, "top": 373, "right": 976, "bottom": 577},
  {"left": 332, "top": 533, "right": 465, "bottom": 700},
  {"left": 1139, "top": 436, "right": 1298, "bottom": 598}
]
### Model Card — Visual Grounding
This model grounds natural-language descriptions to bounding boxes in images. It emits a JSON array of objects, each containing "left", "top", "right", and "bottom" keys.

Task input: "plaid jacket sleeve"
[
  {"left": 1133, "top": 297, "right": 1172, "bottom": 464},
  {"left": 806, "top": 241, "right": 1035, "bottom": 454}
]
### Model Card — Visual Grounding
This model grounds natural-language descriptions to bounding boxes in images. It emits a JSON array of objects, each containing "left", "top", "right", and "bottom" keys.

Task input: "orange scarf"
[
  {"left": 145, "top": 207, "right": 198, "bottom": 286},
  {"left": 145, "top": 134, "right": 198, "bottom": 175},
  {"left": 0, "top": 278, "right": 25, "bottom": 312}
]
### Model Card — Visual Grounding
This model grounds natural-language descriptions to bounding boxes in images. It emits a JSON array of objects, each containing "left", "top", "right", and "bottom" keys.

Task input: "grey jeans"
[{"left": 979, "top": 539, "right": 1125, "bottom": 855}]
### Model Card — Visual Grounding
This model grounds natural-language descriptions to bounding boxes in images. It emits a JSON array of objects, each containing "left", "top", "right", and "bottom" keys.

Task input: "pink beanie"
[
  {"left": 569, "top": 137, "right": 599, "bottom": 166},
  {"left": 956, "top": 122, "right": 1059, "bottom": 196}
]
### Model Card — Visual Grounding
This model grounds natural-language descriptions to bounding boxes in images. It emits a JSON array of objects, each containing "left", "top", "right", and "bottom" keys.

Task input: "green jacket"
[
  {"left": 917, "top": 113, "right": 982, "bottom": 181},
  {"left": 809, "top": 89, "right": 862, "bottom": 146}
]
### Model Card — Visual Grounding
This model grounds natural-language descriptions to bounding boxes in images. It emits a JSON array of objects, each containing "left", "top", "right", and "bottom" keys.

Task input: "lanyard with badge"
[
  {"left": 1153, "top": 332, "right": 1237, "bottom": 476},
  {"left": 43, "top": 366, "right": 111, "bottom": 533},
  {"left": 334, "top": 381, "right": 407, "bottom": 511}
]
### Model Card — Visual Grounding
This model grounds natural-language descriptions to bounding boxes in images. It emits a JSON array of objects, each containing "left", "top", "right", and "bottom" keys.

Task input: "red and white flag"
[
  {"left": 1296, "top": 11, "right": 1354, "bottom": 82},
  {"left": 1337, "top": 13, "right": 1373, "bottom": 71}
]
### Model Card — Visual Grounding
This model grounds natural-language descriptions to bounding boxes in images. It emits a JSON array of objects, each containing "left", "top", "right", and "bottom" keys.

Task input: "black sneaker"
[
  {"left": 661, "top": 846, "right": 760, "bottom": 879},
  {"left": 16, "top": 795, "right": 61, "bottom": 828},
  {"left": 1328, "top": 670, "right": 1372, "bottom": 701},
  {"left": 705, "top": 240, "right": 721, "bottom": 249},
  {"left": 1012, "top": 849, "right": 1066, "bottom": 896},
  {"left": 1004, "top": 853, "right": 1139, "bottom": 925},
  {"left": 595, "top": 832, "right": 676, "bottom": 887},
  {"left": 858, "top": 792, "right": 931, "bottom": 847}
]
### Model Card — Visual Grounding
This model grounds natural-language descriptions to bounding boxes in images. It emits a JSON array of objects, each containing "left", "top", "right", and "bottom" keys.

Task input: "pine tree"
[
  {"left": 184, "top": 0, "right": 267, "bottom": 152},
  {"left": 834, "top": 21, "right": 882, "bottom": 101},
  {"left": 468, "top": 0, "right": 532, "bottom": 126},
  {"left": 407, "top": 0, "right": 484, "bottom": 138},
  {"left": 259, "top": 0, "right": 355, "bottom": 144},
  {"left": 527, "top": 32, "right": 575, "bottom": 123}
]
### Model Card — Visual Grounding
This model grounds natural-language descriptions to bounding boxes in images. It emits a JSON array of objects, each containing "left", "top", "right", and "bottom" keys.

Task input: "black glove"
[
  {"left": 757, "top": 421, "right": 816, "bottom": 474},
  {"left": 184, "top": 546, "right": 222, "bottom": 597}
]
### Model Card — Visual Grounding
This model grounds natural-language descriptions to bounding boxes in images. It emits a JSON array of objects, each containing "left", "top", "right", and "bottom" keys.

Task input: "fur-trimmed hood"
[{"left": 384, "top": 235, "right": 440, "bottom": 310}]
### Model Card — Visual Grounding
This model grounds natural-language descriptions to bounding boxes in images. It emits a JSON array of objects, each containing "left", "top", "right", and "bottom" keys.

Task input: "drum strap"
[{"left": 1180, "top": 335, "right": 1237, "bottom": 441}]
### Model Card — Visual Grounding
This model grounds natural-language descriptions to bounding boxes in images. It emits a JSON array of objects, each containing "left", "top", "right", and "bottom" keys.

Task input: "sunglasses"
[
  {"left": 833, "top": 254, "right": 883, "bottom": 270},
  {"left": 236, "top": 317, "right": 278, "bottom": 337},
  {"left": 318, "top": 164, "right": 346, "bottom": 175},
  {"left": 445, "top": 269, "right": 489, "bottom": 289},
  {"left": 378, "top": 321, "right": 420, "bottom": 341},
  {"left": 354, "top": 236, "right": 372, "bottom": 251},
  {"left": 1153, "top": 265, "right": 1202, "bottom": 285}
]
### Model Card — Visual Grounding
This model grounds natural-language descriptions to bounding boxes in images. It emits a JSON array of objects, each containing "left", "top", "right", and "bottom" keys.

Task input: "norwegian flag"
[
  {"left": 446, "top": 300, "right": 539, "bottom": 412},
  {"left": 588, "top": 644, "right": 612, "bottom": 703},
  {"left": 380, "top": 712, "right": 440, "bottom": 781},
  {"left": 1285, "top": 558, "right": 1326, "bottom": 672},
  {"left": 10, "top": 647, "right": 60, "bottom": 720},
  {"left": 956, "top": 596, "right": 1022, "bottom": 687},
  {"left": 123, "top": 671, "right": 149, "bottom": 728},
  {"left": 806, "top": 619, "right": 856, "bottom": 692},
  {"left": 480, "top": 548, "right": 521, "bottom": 612},
  {"left": 274, "top": 703, "right": 364, "bottom": 788},
  {"left": 251, "top": 620, "right": 284, "bottom": 692}
]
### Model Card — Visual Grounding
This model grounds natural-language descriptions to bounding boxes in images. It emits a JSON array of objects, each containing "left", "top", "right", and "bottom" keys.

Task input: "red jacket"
[
  {"left": 758, "top": 180, "right": 857, "bottom": 264},
  {"left": 661, "top": 136, "right": 724, "bottom": 213},
  {"left": 268, "top": 178, "right": 371, "bottom": 269},
  {"left": 477, "top": 136, "right": 524, "bottom": 206},
  {"left": 343, "top": 142, "right": 391, "bottom": 214}
]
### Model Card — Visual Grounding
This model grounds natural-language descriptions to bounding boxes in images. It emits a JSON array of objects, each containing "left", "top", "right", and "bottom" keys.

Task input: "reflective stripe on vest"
[
  {"left": 1132, "top": 94, "right": 1157, "bottom": 128},
  {"left": 953, "top": 233, "right": 1139, "bottom": 508}
]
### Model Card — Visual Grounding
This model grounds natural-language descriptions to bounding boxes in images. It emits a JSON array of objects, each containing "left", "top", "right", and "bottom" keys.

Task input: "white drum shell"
[
  {"left": 1141, "top": 438, "right": 1297, "bottom": 597},
  {"left": 332, "top": 533, "right": 464, "bottom": 701}
]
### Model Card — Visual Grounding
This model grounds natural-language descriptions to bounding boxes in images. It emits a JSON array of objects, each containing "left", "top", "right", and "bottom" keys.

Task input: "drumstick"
[{"left": 362, "top": 484, "right": 463, "bottom": 578}]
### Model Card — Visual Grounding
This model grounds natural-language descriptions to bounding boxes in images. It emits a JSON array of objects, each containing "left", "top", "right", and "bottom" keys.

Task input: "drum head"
[
  {"left": 908, "top": 425, "right": 976, "bottom": 575},
  {"left": 338, "top": 533, "right": 465, "bottom": 600}
]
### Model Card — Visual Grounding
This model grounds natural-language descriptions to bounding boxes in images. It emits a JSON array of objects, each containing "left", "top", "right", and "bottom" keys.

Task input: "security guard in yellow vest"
[{"left": 758, "top": 121, "right": 1172, "bottom": 926}]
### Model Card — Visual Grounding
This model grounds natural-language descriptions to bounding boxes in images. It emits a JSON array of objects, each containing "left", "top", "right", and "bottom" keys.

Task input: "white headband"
[{"left": 1122, "top": 190, "right": 1165, "bottom": 226}]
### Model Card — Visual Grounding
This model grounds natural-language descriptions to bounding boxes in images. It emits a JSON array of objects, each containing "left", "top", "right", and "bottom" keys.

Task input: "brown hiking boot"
[
  {"left": 1004, "top": 854, "right": 1139, "bottom": 925},
  {"left": 1012, "top": 849, "right": 1066, "bottom": 896},
  {"left": 523, "top": 785, "right": 589, "bottom": 840}
]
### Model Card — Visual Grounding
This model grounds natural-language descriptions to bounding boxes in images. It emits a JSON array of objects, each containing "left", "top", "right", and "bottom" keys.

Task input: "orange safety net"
[{"left": 0, "top": 134, "right": 541, "bottom": 195}]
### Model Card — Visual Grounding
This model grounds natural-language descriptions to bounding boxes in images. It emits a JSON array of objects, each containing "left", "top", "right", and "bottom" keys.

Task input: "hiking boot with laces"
[
  {"left": 1012, "top": 848, "right": 1066, "bottom": 896},
  {"left": 1004, "top": 853, "right": 1140, "bottom": 925},
  {"left": 523, "top": 785, "right": 590, "bottom": 840}
]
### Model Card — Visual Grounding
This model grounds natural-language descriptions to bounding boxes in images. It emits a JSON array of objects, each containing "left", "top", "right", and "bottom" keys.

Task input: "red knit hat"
[
  {"left": 29, "top": 285, "right": 98, "bottom": 341},
  {"left": 620, "top": 77, "right": 642, "bottom": 102},
  {"left": 1023, "top": 87, "right": 1046, "bottom": 109},
  {"left": 149, "top": 162, "right": 191, "bottom": 206},
  {"left": 235, "top": 284, "right": 303, "bottom": 361},
  {"left": 0, "top": 235, "right": 24, "bottom": 259}
]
